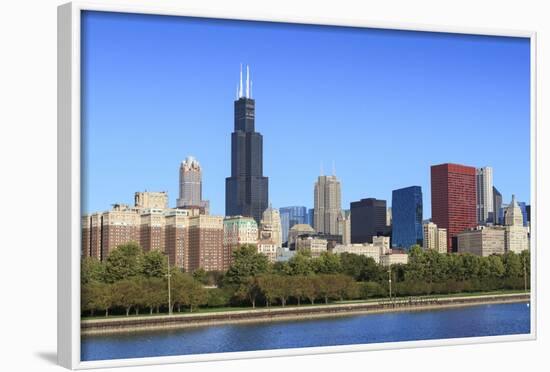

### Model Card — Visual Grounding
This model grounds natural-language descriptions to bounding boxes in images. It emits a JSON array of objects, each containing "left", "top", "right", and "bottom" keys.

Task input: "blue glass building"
[
  {"left": 279, "top": 206, "right": 308, "bottom": 244},
  {"left": 391, "top": 186, "right": 423, "bottom": 249}
]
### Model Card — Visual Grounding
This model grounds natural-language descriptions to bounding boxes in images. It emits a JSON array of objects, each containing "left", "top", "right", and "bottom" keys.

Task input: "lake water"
[{"left": 81, "top": 302, "right": 530, "bottom": 361}]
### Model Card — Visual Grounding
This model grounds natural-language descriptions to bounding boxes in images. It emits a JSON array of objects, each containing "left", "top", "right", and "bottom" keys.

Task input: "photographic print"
[{"left": 77, "top": 9, "right": 532, "bottom": 363}]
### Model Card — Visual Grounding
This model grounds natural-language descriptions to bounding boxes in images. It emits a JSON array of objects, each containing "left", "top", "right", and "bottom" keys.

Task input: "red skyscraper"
[{"left": 431, "top": 163, "right": 477, "bottom": 252}]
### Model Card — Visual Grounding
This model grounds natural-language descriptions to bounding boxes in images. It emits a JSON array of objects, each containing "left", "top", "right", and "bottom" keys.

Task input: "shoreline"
[{"left": 81, "top": 293, "right": 530, "bottom": 336}]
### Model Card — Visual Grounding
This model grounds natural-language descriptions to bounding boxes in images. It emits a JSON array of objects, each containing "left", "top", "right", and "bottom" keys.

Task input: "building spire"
[
  {"left": 250, "top": 80, "right": 253, "bottom": 99},
  {"left": 239, "top": 64, "right": 243, "bottom": 98},
  {"left": 246, "top": 65, "right": 250, "bottom": 98}
]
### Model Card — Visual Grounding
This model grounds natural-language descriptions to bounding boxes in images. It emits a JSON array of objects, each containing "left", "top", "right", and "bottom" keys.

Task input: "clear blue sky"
[{"left": 81, "top": 11, "right": 531, "bottom": 218}]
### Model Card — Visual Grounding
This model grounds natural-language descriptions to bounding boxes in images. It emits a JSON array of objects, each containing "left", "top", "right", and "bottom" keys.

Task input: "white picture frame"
[{"left": 57, "top": 1, "right": 538, "bottom": 369}]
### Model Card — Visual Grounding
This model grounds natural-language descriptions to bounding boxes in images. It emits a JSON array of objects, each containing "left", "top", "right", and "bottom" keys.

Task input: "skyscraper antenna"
[
  {"left": 246, "top": 65, "right": 250, "bottom": 98},
  {"left": 250, "top": 80, "right": 253, "bottom": 99},
  {"left": 239, "top": 64, "right": 243, "bottom": 98}
]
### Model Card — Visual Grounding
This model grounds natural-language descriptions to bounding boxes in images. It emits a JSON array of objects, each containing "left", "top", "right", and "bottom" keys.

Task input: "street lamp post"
[
  {"left": 388, "top": 265, "right": 392, "bottom": 302},
  {"left": 165, "top": 253, "right": 172, "bottom": 316}
]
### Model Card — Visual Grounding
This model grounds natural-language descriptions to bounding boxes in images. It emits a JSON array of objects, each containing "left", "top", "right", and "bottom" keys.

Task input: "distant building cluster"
[{"left": 82, "top": 67, "right": 530, "bottom": 273}]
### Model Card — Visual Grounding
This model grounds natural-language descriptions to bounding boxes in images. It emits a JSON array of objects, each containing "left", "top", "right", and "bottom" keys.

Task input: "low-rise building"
[
  {"left": 295, "top": 236, "right": 328, "bottom": 257},
  {"left": 457, "top": 226, "right": 506, "bottom": 256},
  {"left": 380, "top": 250, "right": 409, "bottom": 266}
]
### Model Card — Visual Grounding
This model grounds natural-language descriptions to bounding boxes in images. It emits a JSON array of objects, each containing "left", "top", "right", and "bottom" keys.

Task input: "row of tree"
[{"left": 81, "top": 243, "right": 530, "bottom": 317}]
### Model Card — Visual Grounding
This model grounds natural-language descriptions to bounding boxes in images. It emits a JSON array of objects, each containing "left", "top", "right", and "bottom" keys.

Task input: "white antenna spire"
[
  {"left": 239, "top": 64, "right": 243, "bottom": 98},
  {"left": 246, "top": 65, "right": 250, "bottom": 98},
  {"left": 250, "top": 80, "right": 253, "bottom": 99}
]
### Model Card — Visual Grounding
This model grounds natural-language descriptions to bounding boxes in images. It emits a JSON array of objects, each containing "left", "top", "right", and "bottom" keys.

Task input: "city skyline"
[{"left": 82, "top": 11, "right": 531, "bottom": 217}]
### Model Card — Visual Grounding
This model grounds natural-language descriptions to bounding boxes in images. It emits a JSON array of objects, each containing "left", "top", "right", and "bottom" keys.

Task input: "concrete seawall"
[{"left": 81, "top": 293, "right": 530, "bottom": 336}]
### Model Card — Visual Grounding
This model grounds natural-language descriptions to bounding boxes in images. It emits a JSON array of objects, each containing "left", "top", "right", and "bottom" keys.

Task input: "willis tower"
[{"left": 225, "top": 65, "right": 269, "bottom": 224}]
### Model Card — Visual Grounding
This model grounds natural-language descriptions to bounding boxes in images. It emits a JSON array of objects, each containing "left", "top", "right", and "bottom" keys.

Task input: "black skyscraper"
[
  {"left": 225, "top": 65, "right": 268, "bottom": 224},
  {"left": 350, "top": 198, "right": 390, "bottom": 243}
]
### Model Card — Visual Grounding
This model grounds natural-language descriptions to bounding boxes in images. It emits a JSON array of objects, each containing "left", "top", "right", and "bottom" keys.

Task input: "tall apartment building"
[
  {"left": 139, "top": 208, "right": 166, "bottom": 252},
  {"left": 391, "top": 186, "right": 423, "bottom": 249},
  {"left": 279, "top": 206, "right": 308, "bottom": 244},
  {"left": 259, "top": 206, "right": 282, "bottom": 248},
  {"left": 223, "top": 216, "right": 258, "bottom": 269},
  {"left": 350, "top": 198, "right": 390, "bottom": 244},
  {"left": 313, "top": 174, "right": 342, "bottom": 235},
  {"left": 225, "top": 65, "right": 269, "bottom": 225},
  {"left": 337, "top": 211, "right": 351, "bottom": 245},
  {"left": 476, "top": 167, "right": 494, "bottom": 225},
  {"left": 423, "top": 222, "right": 448, "bottom": 253},
  {"left": 100, "top": 204, "right": 140, "bottom": 258},
  {"left": 134, "top": 191, "right": 168, "bottom": 210},
  {"left": 431, "top": 163, "right": 477, "bottom": 252},
  {"left": 176, "top": 156, "right": 209, "bottom": 213},
  {"left": 188, "top": 215, "right": 224, "bottom": 272},
  {"left": 164, "top": 209, "right": 190, "bottom": 270}
]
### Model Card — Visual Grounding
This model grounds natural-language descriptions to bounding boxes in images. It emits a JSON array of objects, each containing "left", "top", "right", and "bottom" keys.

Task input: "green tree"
[
  {"left": 81, "top": 257, "right": 105, "bottom": 285},
  {"left": 503, "top": 252, "right": 522, "bottom": 279},
  {"left": 235, "top": 276, "right": 262, "bottom": 308},
  {"left": 287, "top": 250, "right": 315, "bottom": 276},
  {"left": 313, "top": 252, "right": 342, "bottom": 274},
  {"left": 89, "top": 282, "right": 114, "bottom": 317},
  {"left": 140, "top": 277, "right": 166, "bottom": 314},
  {"left": 104, "top": 242, "right": 143, "bottom": 283},
  {"left": 192, "top": 268, "right": 208, "bottom": 284},
  {"left": 340, "top": 253, "right": 367, "bottom": 280},
  {"left": 224, "top": 245, "right": 269, "bottom": 286},
  {"left": 140, "top": 250, "right": 167, "bottom": 278},
  {"left": 206, "top": 288, "right": 231, "bottom": 308},
  {"left": 301, "top": 275, "right": 319, "bottom": 304},
  {"left": 112, "top": 279, "right": 141, "bottom": 316}
]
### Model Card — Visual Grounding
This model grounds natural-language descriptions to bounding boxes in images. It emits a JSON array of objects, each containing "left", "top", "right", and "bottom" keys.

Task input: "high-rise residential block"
[
  {"left": 164, "top": 209, "right": 190, "bottom": 270},
  {"left": 423, "top": 222, "right": 448, "bottom": 253},
  {"left": 223, "top": 215, "right": 258, "bottom": 269},
  {"left": 279, "top": 206, "right": 308, "bottom": 245},
  {"left": 134, "top": 191, "right": 168, "bottom": 210},
  {"left": 176, "top": 156, "right": 210, "bottom": 213},
  {"left": 350, "top": 198, "right": 390, "bottom": 244},
  {"left": 314, "top": 174, "right": 342, "bottom": 235},
  {"left": 225, "top": 65, "right": 268, "bottom": 225},
  {"left": 476, "top": 167, "right": 494, "bottom": 224},
  {"left": 187, "top": 215, "right": 224, "bottom": 272},
  {"left": 139, "top": 208, "right": 166, "bottom": 252},
  {"left": 100, "top": 204, "right": 140, "bottom": 258},
  {"left": 391, "top": 186, "right": 423, "bottom": 249},
  {"left": 431, "top": 163, "right": 477, "bottom": 252}
]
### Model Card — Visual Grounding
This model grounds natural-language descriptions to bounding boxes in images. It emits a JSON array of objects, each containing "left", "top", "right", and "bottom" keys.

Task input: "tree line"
[{"left": 81, "top": 242, "right": 530, "bottom": 317}]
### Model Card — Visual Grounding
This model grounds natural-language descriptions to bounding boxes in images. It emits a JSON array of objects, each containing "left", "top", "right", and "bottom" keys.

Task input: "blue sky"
[{"left": 81, "top": 11, "right": 531, "bottom": 217}]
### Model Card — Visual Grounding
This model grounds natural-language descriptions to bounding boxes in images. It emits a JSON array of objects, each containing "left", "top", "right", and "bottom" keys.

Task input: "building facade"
[
  {"left": 187, "top": 215, "right": 224, "bottom": 272},
  {"left": 391, "top": 186, "right": 423, "bottom": 249},
  {"left": 176, "top": 156, "right": 209, "bottom": 213},
  {"left": 337, "top": 210, "right": 351, "bottom": 245},
  {"left": 225, "top": 65, "right": 268, "bottom": 225},
  {"left": 350, "top": 198, "right": 390, "bottom": 244},
  {"left": 333, "top": 236, "right": 390, "bottom": 264},
  {"left": 279, "top": 206, "right": 308, "bottom": 245},
  {"left": 504, "top": 195, "right": 529, "bottom": 253},
  {"left": 313, "top": 174, "right": 342, "bottom": 235},
  {"left": 295, "top": 236, "right": 328, "bottom": 257},
  {"left": 259, "top": 206, "right": 282, "bottom": 248},
  {"left": 457, "top": 226, "right": 506, "bottom": 256},
  {"left": 134, "top": 191, "right": 168, "bottom": 210},
  {"left": 223, "top": 216, "right": 258, "bottom": 269},
  {"left": 422, "top": 222, "right": 448, "bottom": 254},
  {"left": 380, "top": 251, "right": 409, "bottom": 266},
  {"left": 492, "top": 186, "right": 503, "bottom": 225},
  {"left": 287, "top": 223, "right": 316, "bottom": 249},
  {"left": 431, "top": 163, "right": 477, "bottom": 252},
  {"left": 476, "top": 167, "right": 494, "bottom": 225}
]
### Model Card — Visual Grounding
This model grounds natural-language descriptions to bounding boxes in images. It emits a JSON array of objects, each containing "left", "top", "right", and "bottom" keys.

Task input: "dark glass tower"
[
  {"left": 391, "top": 186, "right": 423, "bottom": 249},
  {"left": 225, "top": 66, "right": 268, "bottom": 224}
]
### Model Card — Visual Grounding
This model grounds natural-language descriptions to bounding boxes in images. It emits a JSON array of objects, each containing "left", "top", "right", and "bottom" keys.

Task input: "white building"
[
  {"left": 380, "top": 251, "right": 409, "bottom": 266},
  {"left": 257, "top": 240, "right": 278, "bottom": 263},
  {"left": 423, "top": 222, "right": 448, "bottom": 253},
  {"left": 457, "top": 225, "right": 506, "bottom": 256},
  {"left": 295, "top": 236, "right": 328, "bottom": 257},
  {"left": 504, "top": 195, "right": 529, "bottom": 253},
  {"left": 337, "top": 211, "right": 351, "bottom": 245},
  {"left": 476, "top": 167, "right": 494, "bottom": 224},
  {"left": 259, "top": 205, "right": 283, "bottom": 248},
  {"left": 332, "top": 236, "right": 390, "bottom": 264}
]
